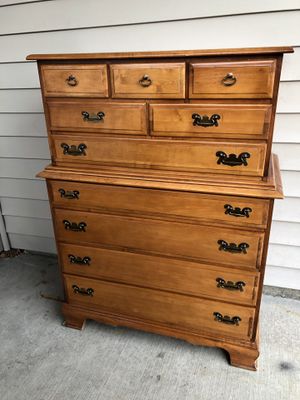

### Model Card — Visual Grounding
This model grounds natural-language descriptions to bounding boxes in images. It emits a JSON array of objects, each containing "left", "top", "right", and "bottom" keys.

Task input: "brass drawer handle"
[
  {"left": 58, "top": 189, "right": 80, "bottom": 200},
  {"left": 213, "top": 312, "right": 241, "bottom": 326},
  {"left": 61, "top": 143, "right": 87, "bottom": 156},
  {"left": 224, "top": 204, "right": 252, "bottom": 218},
  {"left": 216, "top": 278, "right": 245, "bottom": 292},
  {"left": 82, "top": 111, "right": 105, "bottom": 122},
  {"left": 221, "top": 73, "right": 237, "bottom": 87},
  {"left": 192, "top": 113, "right": 220, "bottom": 127},
  {"left": 72, "top": 285, "right": 94, "bottom": 296},
  {"left": 68, "top": 254, "right": 91, "bottom": 265},
  {"left": 66, "top": 75, "right": 78, "bottom": 86},
  {"left": 218, "top": 239, "right": 249, "bottom": 254},
  {"left": 216, "top": 151, "right": 250, "bottom": 167},
  {"left": 63, "top": 220, "right": 86, "bottom": 232},
  {"left": 139, "top": 74, "right": 152, "bottom": 87}
]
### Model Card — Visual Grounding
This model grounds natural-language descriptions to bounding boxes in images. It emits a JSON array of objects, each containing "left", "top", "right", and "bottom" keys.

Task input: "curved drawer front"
[
  {"left": 41, "top": 64, "right": 109, "bottom": 97},
  {"left": 52, "top": 136, "right": 267, "bottom": 177},
  {"left": 47, "top": 100, "right": 147, "bottom": 135},
  {"left": 190, "top": 59, "right": 276, "bottom": 99},
  {"left": 110, "top": 63, "right": 185, "bottom": 98},
  {"left": 151, "top": 104, "right": 271, "bottom": 139},
  {"left": 64, "top": 275, "right": 256, "bottom": 340},
  {"left": 49, "top": 180, "right": 269, "bottom": 228},
  {"left": 60, "top": 243, "right": 259, "bottom": 306},
  {"left": 54, "top": 209, "right": 264, "bottom": 268}
]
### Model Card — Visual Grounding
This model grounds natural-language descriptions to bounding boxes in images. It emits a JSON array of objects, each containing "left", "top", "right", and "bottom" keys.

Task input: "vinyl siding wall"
[{"left": 0, "top": 0, "right": 300, "bottom": 289}]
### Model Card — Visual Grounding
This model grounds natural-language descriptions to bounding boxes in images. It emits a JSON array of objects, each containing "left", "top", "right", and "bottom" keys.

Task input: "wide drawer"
[
  {"left": 151, "top": 104, "right": 271, "bottom": 139},
  {"left": 40, "top": 64, "right": 109, "bottom": 97},
  {"left": 54, "top": 209, "right": 264, "bottom": 268},
  {"left": 60, "top": 243, "right": 259, "bottom": 306},
  {"left": 47, "top": 100, "right": 147, "bottom": 135},
  {"left": 189, "top": 59, "right": 276, "bottom": 99},
  {"left": 64, "top": 275, "right": 256, "bottom": 340},
  {"left": 110, "top": 62, "right": 185, "bottom": 98},
  {"left": 52, "top": 136, "right": 267, "bottom": 177},
  {"left": 49, "top": 180, "right": 269, "bottom": 228}
]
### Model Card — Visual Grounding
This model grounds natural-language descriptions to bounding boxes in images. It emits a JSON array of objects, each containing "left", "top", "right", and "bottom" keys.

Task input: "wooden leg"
[
  {"left": 224, "top": 344, "right": 259, "bottom": 371},
  {"left": 63, "top": 315, "right": 86, "bottom": 330}
]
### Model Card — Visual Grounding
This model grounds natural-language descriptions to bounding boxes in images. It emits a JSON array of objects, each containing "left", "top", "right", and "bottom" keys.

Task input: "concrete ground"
[{"left": 0, "top": 252, "right": 299, "bottom": 400}]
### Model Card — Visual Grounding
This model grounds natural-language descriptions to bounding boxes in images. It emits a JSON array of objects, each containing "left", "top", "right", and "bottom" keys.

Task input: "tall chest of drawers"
[{"left": 27, "top": 47, "right": 293, "bottom": 370}]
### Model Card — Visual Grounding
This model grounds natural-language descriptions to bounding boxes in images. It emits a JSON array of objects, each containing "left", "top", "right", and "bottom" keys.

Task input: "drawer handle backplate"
[
  {"left": 218, "top": 240, "right": 249, "bottom": 254},
  {"left": 72, "top": 285, "right": 94, "bottom": 296},
  {"left": 216, "top": 151, "right": 250, "bottom": 167},
  {"left": 192, "top": 113, "right": 220, "bottom": 127},
  {"left": 68, "top": 254, "right": 91, "bottom": 265},
  {"left": 63, "top": 220, "right": 86, "bottom": 232},
  {"left": 221, "top": 73, "right": 237, "bottom": 87},
  {"left": 216, "top": 278, "right": 245, "bottom": 292},
  {"left": 224, "top": 204, "right": 252, "bottom": 218},
  {"left": 66, "top": 75, "right": 78, "bottom": 86},
  {"left": 82, "top": 111, "right": 105, "bottom": 122},
  {"left": 213, "top": 312, "right": 241, "bottom": 326},
  {"left": 58, "top": 188, "right": 80, "bottom": 200},
  {"left": 61, "top": 143, "right": 86, "bottom": 156},
  {"left": 139, "top": 74, "right": 152, "bottom": 87}
]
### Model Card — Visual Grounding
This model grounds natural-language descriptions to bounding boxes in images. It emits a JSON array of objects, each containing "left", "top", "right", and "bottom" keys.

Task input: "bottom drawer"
[{"left": 64, "top": 275, "right": 255, "bottom": 341}]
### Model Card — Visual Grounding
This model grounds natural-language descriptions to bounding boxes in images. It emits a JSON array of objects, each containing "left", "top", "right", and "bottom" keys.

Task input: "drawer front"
[
  {"left": 110, "top": 63, "right": 185, "bottom": 98},
  {"left": 47, "top": 100, "right": 147, "bottom": 135},
  {"left": 64, "top": 275, "right": 255, "bottom": 340},
  {"left": 49, "top": 180, "right": 269, "bottom": 228},
  {"left": 60, "top": 243, "right": 259, "bottom": 305},
  {"left": 54, "top": 209, "right": 264, "bottom": 268},
  {"left": 41, "top": 64, "right": 109, "bottom": 97},
  {"left": 190, "top": 60, "right": 276, "bottom": 99},
  {"left": 151, "top": 104, "right": 271, "bottom": 139},
  {"left": 52, "top": 136, "right": 267, "bottom": 177}
]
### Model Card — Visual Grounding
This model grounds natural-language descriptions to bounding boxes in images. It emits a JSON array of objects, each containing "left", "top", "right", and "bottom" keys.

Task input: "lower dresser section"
[{"left": 64, "top": 274, "right": 256, "bottom": 342}]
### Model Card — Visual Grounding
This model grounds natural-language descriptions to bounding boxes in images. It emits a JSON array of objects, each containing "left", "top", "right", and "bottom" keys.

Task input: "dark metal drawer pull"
[
  {"left": 221, "top": 72, "right": 237, "bottom": 87},
  {"left": 213, "top": 312, "right": 241, "bottom": 326},
  {"left": 63, "top": 220, "right": 86, "bottom": 232},
  {"left": 216, "top": 151, "right": 250, "bottom": 167},
  {"left": 139, "top": 74, "right": 152, "bottom": 87},
  {"left": 58, "top": 188, "right": 80, "bottom": 200},
  {"left": 61, "top": 143, "right": 87, "bottom": 156},
  {"left": 66, "top": 75, "right": 78, "bottom": 86},
  {"left": 68, "top": 254, "right": 91, "bottom": 265},
  {"left": 216, "top": 278, "right": 245, "bottom": 292},
  {"left": 82, "top": 111, "right": 105, "bottom": 122},
  {"left": 72, "top": 285, "right": 94, "bottom": 296},
  {"left": 224, "top": 204, "right": 252, "bottom": 218},
  {"left": 218, "top": 240, "right": 249, "bottom": 254},
  {"left": 192, "top": 113, "right": 220, "bottom": 127}
]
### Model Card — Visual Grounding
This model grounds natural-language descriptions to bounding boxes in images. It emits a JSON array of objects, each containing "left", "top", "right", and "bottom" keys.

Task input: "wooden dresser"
[{"left": 27, "top": 47, "right": 293, "bottom": 370}]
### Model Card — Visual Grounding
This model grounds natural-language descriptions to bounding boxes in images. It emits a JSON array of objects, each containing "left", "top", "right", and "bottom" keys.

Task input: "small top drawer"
[
  {"left": 189, "top": 60, "right": 276, "bottom": 99},
  {"left": 110, "top": 63, "right": 185, "bottom": 98},
  {"left": 40, "top": 64, "right": 109, "bottom": 97}
]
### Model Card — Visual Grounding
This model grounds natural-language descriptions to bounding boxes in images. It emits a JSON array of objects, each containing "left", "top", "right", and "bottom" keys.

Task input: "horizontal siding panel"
[
  {"left": 0, "top": 62, "right": 39, "bottom": 89},
  {"left": 264, "top": 265, "right": 300, "bottom": 290},
  {"left": 273, "top": 197, "right": 300, "bottom": 223},
  {"left": 8, "top": 233, "right": 57, "bottom": 254},
  {"left": 267, "top": 243, "right": 300, "bottom": 269},
  {"left": 273, "top": 113, "right": 300, "bottom": 143},
  {"left": 281, "top": 171, "right": 300, "bottom": 197},
  {"left": 273, "top": 143, "right": 300, "bottom": 171},
  {"left": 0, "top": 89, "right": 42, "bottom": 112},
  {"left": 0, "top": 11, "right": 299, "bottom": 62},
  {"left": 281, "top": 47, "right": 300, "bottom": 81},
  {"left": 0, "top": 0, "right": 41, "bottom": 5},
  {"left": 0, "top": 158, "right": 50, "bottom": 178},
  {"left": 0, "top": 198, "right": 51, "bottom": 218},
  {"left": 1, "top": 0, "right": 299, "bottom": 35},
  {"left": 4, "top": 215, "right": 54, "bottom": 237},
  {"left": 277, "top": 82, "right": 300, "bottom": 113},
  {"left": 0, "top": 178, "right": 48, "bottom": 199},
  {"left": 270, "top": 221, "right": 300, "bottom": 246},
  {"left": 0, "top": 113, "right": 46, "bottom": 136},
  {"left": 0, "top": 137, "right": 49, "bottom": 158}
]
